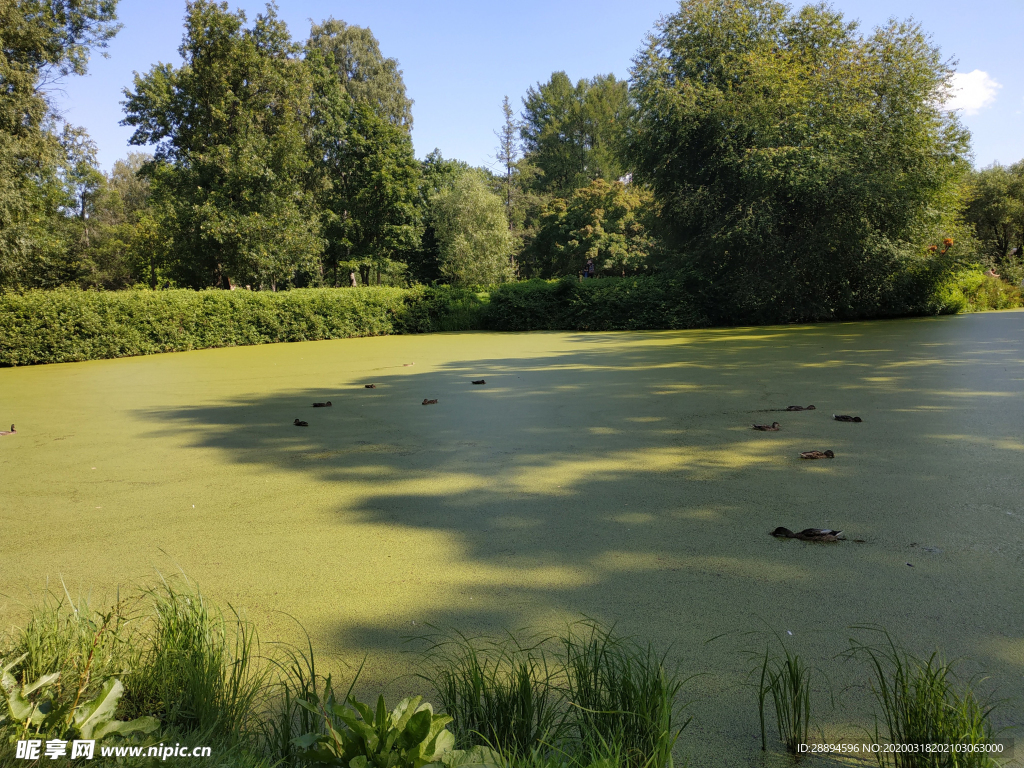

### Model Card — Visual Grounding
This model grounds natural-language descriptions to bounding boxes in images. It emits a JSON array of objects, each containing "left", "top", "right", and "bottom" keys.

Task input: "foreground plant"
[
  {"left": 757, "top": 643, "right": 812, "bottom": 754},
  {"left": 418, "top": 628, "right": 565, "bottom": 758},
  {"left": 846, "top": 628, "right": 999, "bottom": 768},
  {"left": 1, "top": 654, "right": 159, "bottom": 745},
  {"left": 294, "top": 691, "right": 457, "bottom": 768}
]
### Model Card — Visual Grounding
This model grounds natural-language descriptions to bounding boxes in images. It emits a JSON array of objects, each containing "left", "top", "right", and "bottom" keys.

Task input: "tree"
[
  {"left": 532, "top": 179, "right": 656, "bottom": 277},
  {"left": 306, "top": 18, "right": 413, "bottom": 131},
  {"left": 520, "top": 72, "right": 629, "bottom": 197},
  {"left": 963, "top": 163, "right": 1024, "bottom": 274},
  {"left": 494, "top": 96, "right": 520, "bottom": 216},
  {"left": 0, "top": 0, "right": 121, "bottom": 288},
  {"left": 305, "top": 47, "right": 419, "bottom": 287},
  {"left": 406, "top": 149, "right": 469, "bottom": 283},
  {"left": 122, "top": 1, "right": 321, "bottom": 289},
  {"left": 84, "top": 151, "right": 160, "bottom": 288},
  {"left": 626, "top": 0, "right": 971, "bottom": 322},
  {"left": 431, "top": 172, "right": 516, "bottom": 287}
]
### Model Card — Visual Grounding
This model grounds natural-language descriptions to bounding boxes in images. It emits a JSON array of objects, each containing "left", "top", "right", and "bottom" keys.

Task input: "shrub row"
[
  {"left": 0, "top": 286, "right": 483, "bottom": 366},
  {"left": 484, "top": 276, "right": 708, "bottom": 332},
  {"left": 3, "top": 272, "right": 1016, "bottom": 367}
]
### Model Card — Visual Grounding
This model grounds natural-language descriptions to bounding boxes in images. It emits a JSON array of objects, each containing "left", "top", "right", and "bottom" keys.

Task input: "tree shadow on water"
[{"left": 136, "top": 312, "right": 1024, "bottom": 760}]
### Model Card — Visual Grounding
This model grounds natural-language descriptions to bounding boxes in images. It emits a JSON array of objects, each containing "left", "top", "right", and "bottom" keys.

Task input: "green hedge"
[
  {"left": 485, "top": 276, "right": 708, "bottom": 331},
  {"left": 0, "top": 279, "right": 713, "bottom": 366},
  {"left": 0, "top": 286, "right": 483, "bottom": 366}
]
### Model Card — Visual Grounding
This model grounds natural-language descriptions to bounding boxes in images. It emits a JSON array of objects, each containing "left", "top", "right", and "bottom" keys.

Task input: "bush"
[
  {"left": 485, "top": 277, "right": 707, "bottom": 332},
  {"left": 0, "top": 286, "right": 485, "bottom": 367},
  {"left": 928, "top": 270, "right": 1024, "bottom": 316}
]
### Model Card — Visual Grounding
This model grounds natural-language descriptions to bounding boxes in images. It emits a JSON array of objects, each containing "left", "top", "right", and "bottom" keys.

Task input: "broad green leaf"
[
  {"left": 391, "top": 696, "right": 421, "bottom": 733},
  {"left": 442, "top": 746, "right": 501, "bottom": 768},
  {"left": 293, "top": 732, "right": 325, "bottom": 749},
  {"left": 73, "top": 678, "right": 123, "bottom": 740},
  {"left": 398, "top": 709, "right": 431, "bottom": 750},
  {"left": 297, "top": 697, "right": 322, "bottom": 714},
  {"left": 22, "top": 672, "right": 60, "bottom": 697},
  {"left": 349, "top": 696, "right": 375, "bottom": 726},
  {"left": 92, "top": 715, "right": 160, "bottom": 741}
]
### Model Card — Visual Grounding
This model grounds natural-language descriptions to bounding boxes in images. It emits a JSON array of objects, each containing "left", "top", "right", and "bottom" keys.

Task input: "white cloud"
[{"left": 945, "top": 70, "right": 1002, "bottom": 115}]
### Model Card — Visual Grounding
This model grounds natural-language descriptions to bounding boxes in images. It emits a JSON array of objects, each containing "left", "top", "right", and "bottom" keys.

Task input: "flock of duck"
[
  {"left": 1, "top": 380, "right": 862, "bottom": 547},
  {"left": 755, "top": 404, "right": 864, "bottom": 543},
  {"left": 286, "top": 387, "right": 861, "bottom": 545},
  {"left": 291, "top": 377, "right": 487, "bottom": 426}
]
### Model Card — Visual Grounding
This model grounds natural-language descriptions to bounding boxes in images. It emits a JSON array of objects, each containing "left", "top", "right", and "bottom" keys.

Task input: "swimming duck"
[
  {"left": 312, "top": 401, "right": 332, "bottom": 407},
  {"left": 800, "top": 450, "right": 835, "bottom": 459},
  {"left": 364, "top": 384, "right": 376, "bottom": 389},
  {"left": 772, "top": 527, "right": 846, "bottom": 542},
  {"left": 294, "top": 419, "right": 309, "bottom": 427},
  {"left": 833, "top": 414, "right": 862, "bottom": 422},
  {"left": 786, "top": 405, "right": 816, "bottom": 411},
  {"left": 422, "top": 399, "right": 438, "bottom": 405},
  {"left": 752, "top": 422, "right": 781, "bottom": 431},
  {"left": 472, "top": 380, "right": 486, "bottom": 385},
  {"left": 0, "top": 424, "right": 15, "bottom": 435}
]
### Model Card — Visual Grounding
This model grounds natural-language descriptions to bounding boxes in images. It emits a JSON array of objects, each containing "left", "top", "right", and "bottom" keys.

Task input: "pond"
[{"left": 2, "top": 310, "right": 1023, "bottom": 765}]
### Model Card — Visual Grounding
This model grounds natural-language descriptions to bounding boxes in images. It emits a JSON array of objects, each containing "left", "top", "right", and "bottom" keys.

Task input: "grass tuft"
[
  {"left": 846, "top": 627, "right": 1000, "bottom": 768},
  {"left": 417, "top": 628, "right": 566, "bottom": 758},
  {"left": 757, "top": 641, "right": 811, "bottom": 754}
]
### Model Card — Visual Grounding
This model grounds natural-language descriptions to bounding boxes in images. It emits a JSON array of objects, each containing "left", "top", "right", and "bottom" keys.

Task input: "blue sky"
[{"left": 53, "top": 0, "right": 1023, "bottom": 172}]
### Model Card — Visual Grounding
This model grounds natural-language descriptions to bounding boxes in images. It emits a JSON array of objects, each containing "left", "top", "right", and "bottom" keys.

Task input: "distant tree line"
[{"left": 1, "top": 0, "right": 1021, "bottom": 322}]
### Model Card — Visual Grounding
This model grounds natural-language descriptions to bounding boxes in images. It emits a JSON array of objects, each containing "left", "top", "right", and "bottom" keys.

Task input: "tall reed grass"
[
  {"left": 562, "top": 622, "right": 688, "bottom": 768},
  {"left": 122, "top": 580, "right": 268, "bottom": 741},
  {"left": 418, "top": 621, "right": 689, "bottom": 768},
  {"left": 418, "top": 629, "right": 565, "bottom": 757},
  {"left": 846, "top": 629, "right": 1000, "bottom": 768},
  {"left": 757, "top": 642, "right": 811, "bottom": 754}
]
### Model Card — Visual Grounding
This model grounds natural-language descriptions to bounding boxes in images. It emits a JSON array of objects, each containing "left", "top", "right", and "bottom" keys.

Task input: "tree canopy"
[
  {"left": 122, "top": 0, "right": 321, "bottom": 289},
  {"left": 306, "top": 18, "right": 413, "bottom": 131},
  {"left": 0, "top": 0, "right": 121, "bottom": 289},
  {"left": 626, "top": 0, "right": 971, "bottom": 322},
  {"left": 431, "top": 172, "right": 516, "bottom": 287},
  {"left": 963, "top": 163, "right": 1024, "bottom": 280},
  {"left": 533, "top": 179, "right": 655, "bottom": 277},
  {"left": 520, "top": 72, "right": 629, "bottom": 197}
]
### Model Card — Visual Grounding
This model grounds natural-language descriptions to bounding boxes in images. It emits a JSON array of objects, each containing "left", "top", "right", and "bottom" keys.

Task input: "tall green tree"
[
  {"left": 82, "top": 151, "right": 160, "bottom": 288},
  {"left": 520, "top": 72, "right": 629, "bottom": 197},
  {"left": 431, "top": 172, "right": 516, "bottom": 287},
  {"left": 306, "top": 18, "right": 413, "bottom": 131},
  {"left": 626, "top": 0, "right": 971, "bottom": 322},
  {"left": 533, "top": 179, "right": 656, "bottom": 277},
  {"left": 963, "top": 163, "right": 1024, "bottom": 274},
  {"left": 304, "top": 47, "right": 419, "bottom": 287},
  {"left": 494, "top": 95, "right": 520, "bottom": 216},
  {"left": 407, "top": 149, "right": 469, "bottom": 283},
  {"left": 122, "top": 1, "right": 321, "bottom": 289},
  {"left": 0, "top": 0, "right": 121, "bottom": 288}
]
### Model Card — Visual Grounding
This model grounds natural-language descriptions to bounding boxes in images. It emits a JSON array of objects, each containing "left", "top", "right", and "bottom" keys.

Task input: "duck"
[
  {"left": 833, "top": 414, "right": 862, "bottom": 422},
  {"left": 772, "top": 527, "right": 846, "bottom": 542},
  {"left": 786, "top": 405, "right": 816, "bottom": 411},
  {"left": 0, "top": 424, "right": 15, "bottom": 436},
  {"left": 752, "top": 422, "right": 781, "bottom": 431},
  {"left": 471, "top": 380, "right": 486, "bottom": 385},
  {"left": 364, "top": 384, "right": 376, "bottom": 389},
  {"left": 800, "top": 450, "right": 835, "bottom": 459},
  {"left": 294, "top": 419, "right": 309, "bottom": 427},
  {"left": 312, "top": 401, "right": 332, "bottom": 408},
  {"left": 422, "top": 399, "right": 438, "bottom": 405}
]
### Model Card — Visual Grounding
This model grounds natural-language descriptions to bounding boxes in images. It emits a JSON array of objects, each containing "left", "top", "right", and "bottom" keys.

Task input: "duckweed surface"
[{"left": 2, "top": 311, "right": 1023, "bottom": 766}]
